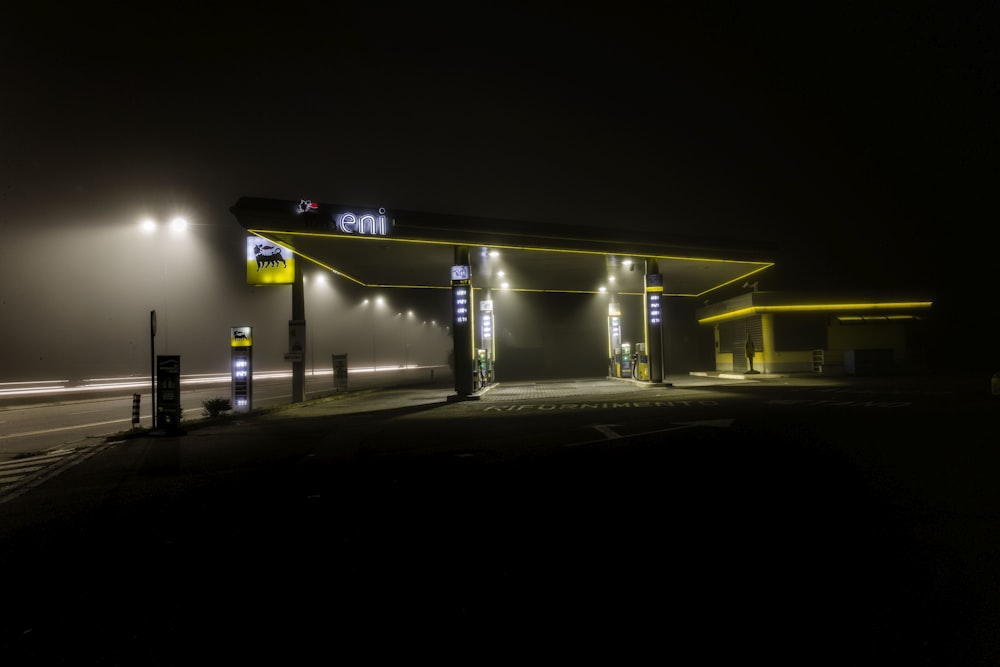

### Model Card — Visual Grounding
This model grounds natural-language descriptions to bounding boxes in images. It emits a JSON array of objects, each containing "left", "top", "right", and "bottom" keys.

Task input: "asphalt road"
[
  {"left": 0, "top": 366, "right": 444, "bottom": 460},
  {"left": 0, "top": 372, "right": 997, "bottom": 664}
]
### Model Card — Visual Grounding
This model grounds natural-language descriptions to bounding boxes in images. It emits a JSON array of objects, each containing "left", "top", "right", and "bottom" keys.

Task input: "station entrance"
[{"left": 229, "top": 197, "right": 774, "bottom": 400}]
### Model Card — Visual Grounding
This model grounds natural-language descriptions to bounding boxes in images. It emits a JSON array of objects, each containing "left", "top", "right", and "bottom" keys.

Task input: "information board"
[{"left": 156, "top": 355, "right": 181, "bottom": 432}]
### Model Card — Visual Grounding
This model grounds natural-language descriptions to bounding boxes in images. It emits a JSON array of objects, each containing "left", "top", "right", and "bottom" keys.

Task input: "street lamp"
[
  {"left": 138, "top": 214, "right": 188, "bottom": 429},
  {"left": 304, "top": 272, "right": 329, "bottom": 376},
  {"left": 138, "top": 215, "right": 188, "bottom": 353},
  {"left": 362, "top": 295, "right": 384, "bottom": 372},
  {"left": 405, "top": 310, "right": 414, "bottom": 367},
  {"left": 395, "top": 310, "right": 415, "bottom": 367},
  {"left": 140, "top": 215, "right": 188, "bottom": 235}
]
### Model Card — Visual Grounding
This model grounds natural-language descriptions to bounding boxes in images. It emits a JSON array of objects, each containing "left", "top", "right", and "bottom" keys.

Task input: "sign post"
[
  {"left": 131, "top": 394, "right": 141, "bottom": 429},
  {"left": 150, "top": 309, "right": 157, "bottom": 429},
  {"left": 332, "top": 353, "right": 348, "bottom": 392},
  {"left": 231, "top": 326, "right": 253, "bottom": 412},
  {"left": 645, "top": 269, "right": 664, "bottom": 383},
  {"left": 156, "top": 354, "right": 182, "bottom": 433},
  {"left": 451, "top": 252, "right": 474, "bottom": 396},
  {"left": 288, "top": 315, "right": 305, "bottom": 402}
]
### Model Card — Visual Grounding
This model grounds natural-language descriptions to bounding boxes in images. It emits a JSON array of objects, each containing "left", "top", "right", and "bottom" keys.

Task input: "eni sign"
[
  {"left": 336, "top": 209, "right": 389, "bottom": 236},
  {"left": 297, "top": 200, "right": 390, "bottom": 237}
]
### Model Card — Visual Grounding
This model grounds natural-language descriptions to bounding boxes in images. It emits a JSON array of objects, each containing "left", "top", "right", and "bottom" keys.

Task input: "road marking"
[
  {"left": 674, "top": 419, "right": 735, "bottom": 429},
  {"left": 568, "top": 418, "right": 735, "bottom": 447},
  {"left": 483, "top": 400, "right": 720, "bottom": 412},
  {"left": 0, "top": 418, "right": 130, "bottom": 440}
]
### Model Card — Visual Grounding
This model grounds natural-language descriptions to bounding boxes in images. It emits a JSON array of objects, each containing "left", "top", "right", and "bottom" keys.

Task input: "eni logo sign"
[
  {"left": 336, "top": 208, "right": 389, "bottom": 236},
  {"left": 296, "top": 200, "right": 391, "bottom": 237}
]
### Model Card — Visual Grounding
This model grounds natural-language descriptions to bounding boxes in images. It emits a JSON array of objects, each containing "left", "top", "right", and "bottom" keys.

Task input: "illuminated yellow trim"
[
  {"left": 838, "top": 314, "right": 921, "bottom": 322},
  {"left": 368, "top": 283, "right": 454, "bottom": 290},
  {"left": 501, "top": 287, "right": 611, "bottom": 295},
  {"left": 249, "top": 228, "right": 775, "bottom": 295},
  {"left": 698, "top": 301, "right": 933, "bottom": 325},
  {"left": 249, "top": 231, "right": 368, "bottom": 286},
  {"left": 695, "top": 266, "right": 773, "bottom": 299}
]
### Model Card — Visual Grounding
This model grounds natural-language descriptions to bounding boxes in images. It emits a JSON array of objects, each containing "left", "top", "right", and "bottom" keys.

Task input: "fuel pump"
[
  {"left": 615, "top": 343, "right": 632, "bottom": 378},
  {"left": 634, "top": 342, "right": 648, "bottom": 381},
  {"left": 476, "top": 348, "right": 488, "bottom": 390}
]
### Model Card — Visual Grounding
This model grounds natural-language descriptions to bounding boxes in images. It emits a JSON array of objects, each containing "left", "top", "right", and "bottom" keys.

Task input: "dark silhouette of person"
[{"left": 745, "top": 334, "right": 757, "bottom": 373}]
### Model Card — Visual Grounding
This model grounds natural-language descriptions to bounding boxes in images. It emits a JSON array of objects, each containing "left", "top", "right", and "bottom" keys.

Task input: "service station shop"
[{"left": 229, "top": 197, "right": 933, "bottom": 400}]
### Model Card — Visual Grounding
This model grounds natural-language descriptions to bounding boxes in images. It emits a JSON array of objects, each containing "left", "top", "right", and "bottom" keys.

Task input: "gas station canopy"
[{"left": 229, "top": 197, "right": 775, "bottom": 297}]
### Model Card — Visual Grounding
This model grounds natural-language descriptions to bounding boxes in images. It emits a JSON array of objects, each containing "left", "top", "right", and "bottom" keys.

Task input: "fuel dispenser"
[
  {"left": 475, "top": 348, "right": 492, "bottom": 390},
  {"left": 614, "top": 342, "right": 633, "bottom": 378},
  {"left": 634, "top": 342, "right": 649, "bottom": 381}
]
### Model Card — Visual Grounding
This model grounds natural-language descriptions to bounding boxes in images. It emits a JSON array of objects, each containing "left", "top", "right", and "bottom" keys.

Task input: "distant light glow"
[{"left": 170, "top": 216, "right": 188, "bottom": 232}]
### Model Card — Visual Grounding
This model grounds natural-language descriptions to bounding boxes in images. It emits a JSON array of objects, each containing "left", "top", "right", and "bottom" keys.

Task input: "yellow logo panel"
[
  {"left": 247, "top": 237, "right": 295, "bottom": 285},
  {"left": 231, "top": 326, "right": 253, "bottom": 347}
]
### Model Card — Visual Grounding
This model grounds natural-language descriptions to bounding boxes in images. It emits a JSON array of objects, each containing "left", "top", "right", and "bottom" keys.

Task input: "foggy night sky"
[{"left": 1, "top": 2, "right": 998, "bottom": 381}]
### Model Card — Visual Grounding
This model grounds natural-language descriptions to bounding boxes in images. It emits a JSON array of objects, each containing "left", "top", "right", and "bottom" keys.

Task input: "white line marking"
[
  {"left": 592, "top": 425, "right": 622, "bottom": 439},
  {"left": 0, "top": 418, "right": 129, "bottom": 440}
]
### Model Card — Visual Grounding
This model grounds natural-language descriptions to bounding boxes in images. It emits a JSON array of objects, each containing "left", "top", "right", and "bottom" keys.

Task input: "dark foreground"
[{"left": 1, "top": 374, "right": 998, "bottom": 664}]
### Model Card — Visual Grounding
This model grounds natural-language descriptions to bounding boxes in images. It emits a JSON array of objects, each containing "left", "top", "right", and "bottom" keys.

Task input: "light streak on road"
[{"left": 0, "top": 366, "right": 431, "bottom": 398}]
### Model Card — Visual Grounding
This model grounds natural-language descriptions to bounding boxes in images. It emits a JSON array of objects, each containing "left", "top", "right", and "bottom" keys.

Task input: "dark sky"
[{"left": 2, "top": 2, "right": 997, "bottom": 378}]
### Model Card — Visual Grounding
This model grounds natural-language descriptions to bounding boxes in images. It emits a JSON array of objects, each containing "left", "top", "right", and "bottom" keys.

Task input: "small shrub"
[{"left": 202, "top": 396, "right": 233, "bottom": 418}]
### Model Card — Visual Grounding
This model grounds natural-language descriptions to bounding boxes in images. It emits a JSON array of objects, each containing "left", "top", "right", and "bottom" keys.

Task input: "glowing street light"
[
  {"left": 139, "top": 215, "right": 188, "bottom": 234},
  {"left": 304, "top": 272, "right": 334, "bottom": 375},
  {"left": 396, "top": 309, "right": 416, "bottom": 367},
  {"left": 138, "top": 213, "right": 189, "bottom": 429},
  {"left": 362, "top": 295, "right": 385, "bottom": 372},
  {"left": 138, "top": 214, "right": 189, "bottom": 351}
]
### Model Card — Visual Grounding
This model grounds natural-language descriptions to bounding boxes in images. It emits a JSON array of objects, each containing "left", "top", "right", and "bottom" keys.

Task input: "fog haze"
[
  {"left": 2, "top": 3, "right": 997, "bottom": 381},
  {"left": 2, "top": 207, "right": 456, "bottom": 382}
]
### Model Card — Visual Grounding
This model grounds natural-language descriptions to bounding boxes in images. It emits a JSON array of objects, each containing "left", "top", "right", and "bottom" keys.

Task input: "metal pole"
[
  {"left": 292, "top": 260, "right": 305, "bottom": 402},
  {"left": 150, "top": 309, "right": 157, "bottom": 430}
]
